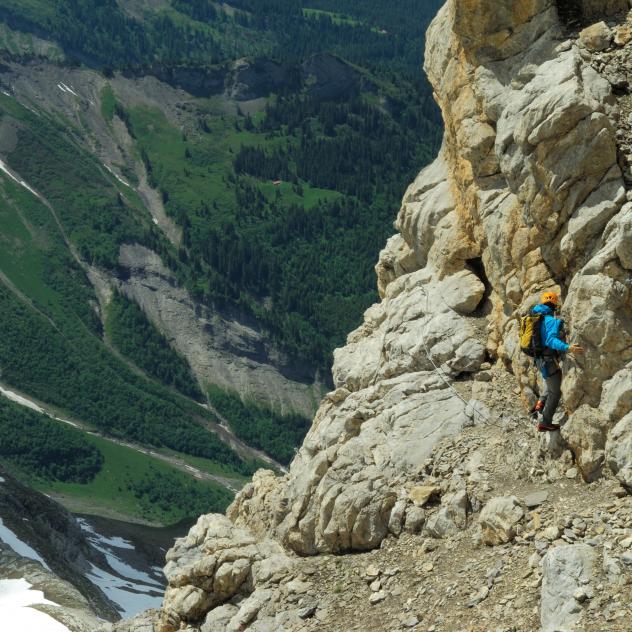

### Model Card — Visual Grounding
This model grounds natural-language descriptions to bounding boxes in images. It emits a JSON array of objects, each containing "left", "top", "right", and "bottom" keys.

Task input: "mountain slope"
[
  {"left": 118, "top": 1, "right": 632, "bottom": 631},
  {"left": 0, "top": 0, "right": 444, "bottom": 489}
]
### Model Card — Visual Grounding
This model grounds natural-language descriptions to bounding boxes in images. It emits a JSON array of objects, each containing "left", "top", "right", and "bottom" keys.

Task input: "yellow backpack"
[{"left": 519, "top": 311, "right": 544, "bottom": 357}]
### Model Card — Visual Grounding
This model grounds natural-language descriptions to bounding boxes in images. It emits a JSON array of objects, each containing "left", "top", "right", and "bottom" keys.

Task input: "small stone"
[
  {"left": 402, "top": 616, "right": 419, "bottom": 628},
  {"left": 421, "top": 539, "right": 439, "bottom": 553},
  {"left": 614, "top": 25, "right": 632, "bottom": 46},
  {"left": 607, "top": 74, "right": 628, "bottom": 91},
  {"left": 369, "top": 590, "right": 387, "bottom": 605},
  {"left": 474, "top": 370, "right": 492, "bottom": 382},
  {"left": 524, "top": 490, "right": 549, "bottom": 509},
  {"left": 421, "top": 562, "right": 434, "bottom": 573},
  {"left": 620, "top": 536, "right": 632, "bottom": 548},
  {"left": 528, "top": 552, "right": 541, "bottom": 568},
  {"left": 365, "top": 565, "right": 380, "bottom": 579},
  {"left": 542, "top": 526, "right": 561, "bottom": 541},
  {"left": 468, "top": 586, "right": 490, "bottom": 607},
  {"left": 565, "top": 468, "right": 578, "bottom": 479},
  {"left": 573, "top": 588, "right": 588, "bottom": 603},
  {"left": 298, "top": 605, "right": 317, "bottom": 620},
  {"left": 285, "top": 580, "right": 311, "bottom": 594},
  {"left": 555, "top": 40, "right": 572, "bottom": 53},
  {"left": 370, "top": 579, "right": 381, "bottom": 592}
]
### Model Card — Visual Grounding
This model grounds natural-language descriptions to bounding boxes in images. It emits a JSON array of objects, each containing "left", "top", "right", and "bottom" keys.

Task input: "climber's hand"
[{"left": 569, "top": 344, "right": 584, "bottom": 355}]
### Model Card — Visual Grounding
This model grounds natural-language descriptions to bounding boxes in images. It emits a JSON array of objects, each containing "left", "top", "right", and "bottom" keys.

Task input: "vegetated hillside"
[
  {"left": 0, "top": 396, "right": 233, "bottom": 525},
  {"left": 0, "top": 0, "right": 443, "bottom": 475}
]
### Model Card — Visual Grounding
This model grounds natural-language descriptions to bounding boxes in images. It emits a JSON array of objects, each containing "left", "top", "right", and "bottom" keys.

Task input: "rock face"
[
  {"left": 223, "top": 0, "right": 632, "bottom": 558},
  {"left": 116, "top": 244, "right": 321, "bottom": 416}
]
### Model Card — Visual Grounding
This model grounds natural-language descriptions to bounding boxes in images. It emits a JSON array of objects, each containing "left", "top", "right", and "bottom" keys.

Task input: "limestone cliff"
[
  {"left": 224, "top": 0, "right": 632, "bottom": 554},
  {"left": 113, "top": 1, "right": 632, "bottom": 631}
]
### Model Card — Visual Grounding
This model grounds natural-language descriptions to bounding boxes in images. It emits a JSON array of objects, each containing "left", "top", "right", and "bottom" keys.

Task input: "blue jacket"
[{"left": 532, "top": 304, "right": 569, "bottom": 376}]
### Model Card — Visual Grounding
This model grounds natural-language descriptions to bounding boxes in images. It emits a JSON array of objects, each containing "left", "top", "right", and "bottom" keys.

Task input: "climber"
[{"left": 530, "top": 291, "right": 584, "bottom": 432}]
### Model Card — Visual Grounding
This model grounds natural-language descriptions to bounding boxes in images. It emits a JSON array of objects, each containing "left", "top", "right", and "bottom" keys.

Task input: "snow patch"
[
  {"left": 0, "top": 578, "right": 70, "bottom": 632},
  {"left": 76, "top": 519, "right": 134, "bottom": 551},
  {"left": 77, "top": 519, "right": 164, "bottom": 617},
  {"left": 0, "top": 519, "right": 50, "bottom": 570},
  {"left": 86, "top": 563, "right": 163, "bottom": 618},
  {"left": 0, "top": 159, "right": 43, "bottom": 201}
]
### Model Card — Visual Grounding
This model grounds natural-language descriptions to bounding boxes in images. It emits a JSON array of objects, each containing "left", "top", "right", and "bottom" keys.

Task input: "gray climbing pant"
[{"left": 542, "top": 369, "right": 562, "bottom": 424}]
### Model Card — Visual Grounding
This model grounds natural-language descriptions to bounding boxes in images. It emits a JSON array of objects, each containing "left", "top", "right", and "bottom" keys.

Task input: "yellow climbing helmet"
[{"left": 541, "top": 291, "right": 560, "bottom": 307}]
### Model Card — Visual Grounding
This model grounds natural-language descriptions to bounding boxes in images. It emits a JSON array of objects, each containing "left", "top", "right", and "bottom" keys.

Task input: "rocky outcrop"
[
  {"left": 115, "top": 244, "right": 321, "bottom": 416},
  {"left": 157, "top": 514, "right": 296, "bottom": 632},
  {"left": 222, "top": 0, "right": 632, "bottom": 559},
  {"left": 540, "top": 544, "right": 596, "bottom": 632}
]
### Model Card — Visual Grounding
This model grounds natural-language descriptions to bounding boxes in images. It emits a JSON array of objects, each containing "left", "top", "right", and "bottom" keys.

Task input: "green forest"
[
  {"left": 0, "top": 113, "right": 253, "bottom": 477},
  {"left": 0, "top": 397, "right": 103, "bottom": 483},
  {"left": 0, "top": 397, "right": 232, "bottom": 523},
  {"left": 0, "top": 0, "right": 444, "bottom": 481},
  {"left": 106, "top": 291, "right": 203, "bottom": 401},
  {"left": 208, "top": 385, "right": 311, "bottom": 465}
]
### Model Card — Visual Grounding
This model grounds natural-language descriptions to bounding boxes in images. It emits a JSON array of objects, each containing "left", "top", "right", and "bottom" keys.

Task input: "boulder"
[
  {"left": 425, "top": 490, "right": 468, "bottom": 538},
  {"left": 579, "top": 22, "right": 613, "bottom": 52},
  {"left": 158, "top": 515, "right": 292, "bottom": 632},
  {"left": 561, "top": 406, "right": 608, "bottom": 482},
  {"left": 479, "top": 496, "right": 525, "bottom": 546},
  {"left": 541, "top": 544, "right": 595, "bottom": 632},
  {"left": 408, "top": 485, "right": 440, "bottom": 507},
  {"left": 606, "top": 411, "right": 632, "bottom": 489},
  {"left": 403, "top": 506, "right": 426, "bottom": 534}
]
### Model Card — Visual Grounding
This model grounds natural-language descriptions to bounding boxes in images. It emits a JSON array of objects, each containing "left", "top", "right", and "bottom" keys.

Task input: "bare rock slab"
[{"left": 541, "top": 544, "right": 595, "bottom": 632}]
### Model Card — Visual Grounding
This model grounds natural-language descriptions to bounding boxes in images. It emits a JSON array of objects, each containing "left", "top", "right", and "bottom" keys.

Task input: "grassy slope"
[
  {"left": 0, "top": 96, "right": 252, "bottom": 477},
  {"left": 30, "top": 434, "right": 233, "bottom": 525},
  {"left": 0, "top": 394, "right": 233, "bottom": 525}
]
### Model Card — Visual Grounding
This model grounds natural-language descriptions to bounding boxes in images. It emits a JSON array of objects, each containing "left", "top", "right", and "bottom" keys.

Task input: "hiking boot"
[
  {"left": 537, "top": 421, "right": 559, "bottom": 432},
  {"left": 530, "top": 400, "right": 545, "bottom": 418}
]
